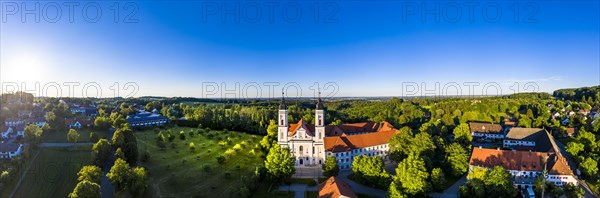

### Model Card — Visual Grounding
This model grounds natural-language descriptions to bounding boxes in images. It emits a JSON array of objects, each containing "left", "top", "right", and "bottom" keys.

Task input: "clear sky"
[{"left": 1, "top": 0, "right": 599, "bottom": 98}]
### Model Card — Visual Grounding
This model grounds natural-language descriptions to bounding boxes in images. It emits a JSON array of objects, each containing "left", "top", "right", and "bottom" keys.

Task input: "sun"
[{"left": 1, "top": 49, "right": 48, "bottom": 83}]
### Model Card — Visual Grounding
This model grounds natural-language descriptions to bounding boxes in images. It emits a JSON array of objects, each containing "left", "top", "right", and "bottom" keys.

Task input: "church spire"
[
  {"left": 316, "top": 91, "right": 324, "bottom": 110},
  {"left": 279, "top": 91, "right": 287, "bottom": 110}
]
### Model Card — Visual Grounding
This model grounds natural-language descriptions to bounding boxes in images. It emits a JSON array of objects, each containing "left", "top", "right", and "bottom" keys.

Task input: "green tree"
[
  {"left": 94, "top": 116, "right": 111, "bottom": 131},
  {"left": 67, "top": 129, "right": 80, "bottom": 144},
  {"left": 565, "top": 142, "right": 585, "bottom": 157},
  {"left": 445, "top": 143, "right": 469, "bottom": 177},
  {"left": 392, "top": 154, "right": 429, "bottom": 196},
  {"left": 77, "top": 165, "right": 102, "bottom": 184},
  {"left": 92, "top": 139, "right": 112, "bottom": 166},
  {"left": 484, "top": 166, "right": 517, "bottom": 197},
  {"left": 129, "top": 167, "right": 148, "bottom": 196},
  {"left": 322, "top": 155, "right": 339, "bottom": 177},
  {"left": 115, "top": 148, "right": 126, "bottom": 160},
  {"left": 431, "top": 168, "right": 446, "bottom": 191},
  {"left": 106, "top": 158, "right": 131, "bottom": 191},
  {"left": 580, "top": 157, "right": 598, "bottom": 178},
  {"left": 89, "top": 132, "right": 100, "bottom": 143},
  {"left": 24, "top": 124, "right": 43, "bottom": 143},
  {"left": 68, "top": 180, "right": 101, "bottom": 198},
  {"left": 260, "top": 120, "right": 278, "bottom": 150},
  {"left": 264, "top": 144, "right": 296, "bottom": 182},
  {"left": 453, "top": 123, "right": 472, "bottom": 146}
]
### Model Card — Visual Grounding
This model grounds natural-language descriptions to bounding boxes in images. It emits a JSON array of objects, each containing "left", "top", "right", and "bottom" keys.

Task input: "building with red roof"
[
  {"left": 318, "top": 176, "right": 357, "bottom": 198},
  {"left": 277, "top": 94, "right": 398, "bottom": 169}
]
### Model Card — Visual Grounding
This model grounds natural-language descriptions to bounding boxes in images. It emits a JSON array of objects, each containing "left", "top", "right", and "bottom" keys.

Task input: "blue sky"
[{"left": 1, "top": 0, "right": 599, "bottom": 98}]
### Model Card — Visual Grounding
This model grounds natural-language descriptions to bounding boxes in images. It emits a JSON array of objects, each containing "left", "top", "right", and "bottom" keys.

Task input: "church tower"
[
  {"left": 278, "top": 92, "right": 289, "bottom": 144},
  {"left": 315, "top": 92, "right": 325, "bottom": 142}
]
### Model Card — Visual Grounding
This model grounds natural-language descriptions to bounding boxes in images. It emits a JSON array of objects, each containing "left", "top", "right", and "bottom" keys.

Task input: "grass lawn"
[
  {"left": 252, "top": 181, "right": 295, "bottom": 198},
  {"left": 41, "top": 128, "right": 106, "bottom": 143},
  {"left": 10, "top": 146, "right": 92, "bottom": 198},
  {"left": 135, "top": 127, "right": 266, "bottom": 198}
]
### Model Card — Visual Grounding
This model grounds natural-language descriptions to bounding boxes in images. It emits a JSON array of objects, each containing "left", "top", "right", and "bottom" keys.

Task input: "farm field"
[
  {"left": 10, "top": 147, "right": 92, "bottom": 198},
  {"left": 135, "top": 127, "right": 266, "bottom": 198}
]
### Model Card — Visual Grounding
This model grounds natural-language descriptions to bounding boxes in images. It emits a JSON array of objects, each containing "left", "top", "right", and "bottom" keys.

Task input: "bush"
[
  {"left": 188, "top": 130, "right": 195, "bottom": 137},
  {"left": 167, "top": 133, "right": 175, "bottom": 142},
  {"left": 218, "top": 141, "right": 228, "bottom": 147},
  {"left": 233, "top": 144, "right": 242, "bottom": 151},
  {"left": 189, "top": 142, "right": 196, "bottom": 151},
  {"left": 217, "top": 155, "right": 226, "bottom": 164},
  {"left": 205, "top": 128, "right": 211, "bottom": 133},
  {"left": 225, "top": 149, "right": 235, "bottom": 158},
  {"left": 308, "top": 179, "right": 317, "bottom": 186},
  {"left": 179, "top": 131, "right": 186, "bottom": 140}
]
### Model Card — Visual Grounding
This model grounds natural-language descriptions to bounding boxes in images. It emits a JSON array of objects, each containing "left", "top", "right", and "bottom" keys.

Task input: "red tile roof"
[
  {"left": 324, "top": 129, "right": 398, "bottom": 153},
  {"left": 469, "top": 147, "right": 574, "bottom": 176},
  {"left": 318, "top": 176, "right": 357, "bottom": 198}
]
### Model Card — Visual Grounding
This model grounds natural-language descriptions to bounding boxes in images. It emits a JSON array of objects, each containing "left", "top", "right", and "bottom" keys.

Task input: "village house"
[
  {"left": 277, "top": 95, "right": 398, "bottom": 169},
  {"left": 469, "top": 122, "right": 504, "bottom": 140},
  {"left": 565, "top": 127, "right": 578, "bottom": 137},
  {"left": 0, "top": 143, "right": 23, "bottom": 159},
  {"left": 318, "top": 176, "right": 358, "bottom": 198},
  {"left": 4, "top": 118, "right": 22, "bottom": 127},
  {"left": 469, "top": 147, "right": 577, "bottom": 190},
  {"left": 65, "top": 118, "right": 95, "bottom": 128},
  {"left": 1, "top": 126, "right": 13, "bottom": 139},
  {"left": 15, "top": 126, "right": 25, "bottom": 138},
  {"left": 26, "top": 118, "right": 46, "bottom": 127}
]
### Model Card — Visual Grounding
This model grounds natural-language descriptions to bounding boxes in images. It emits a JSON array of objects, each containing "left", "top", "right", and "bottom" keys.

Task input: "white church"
[{"left": 277, "top": 95, "right": 399, "bottom": 169}]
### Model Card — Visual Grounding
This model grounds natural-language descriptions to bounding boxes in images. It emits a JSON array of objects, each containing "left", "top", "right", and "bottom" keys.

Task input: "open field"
[
  {"left": 10, "top": 146, "right": 92, "bottom": 198},
  {"left": 135, "top": 127, "right": 266, "bottom": 198}
]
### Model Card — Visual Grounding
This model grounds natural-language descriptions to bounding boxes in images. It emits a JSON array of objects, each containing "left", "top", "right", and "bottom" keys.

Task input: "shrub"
[
  {"left": 205, "top": 128, "right": 211, "bottom": 133},
  {"left": 233, "top": 144, "right": 242, "bottom": 151},
  {"left": 189, "top": 142, "right": 196, "bottom": 151},
  {"left": 188, "top": 130, "right": 195, "bottom": 137},
  {"left": 179, "top": 131, "right": 186, "bottom": 140},
  {"left": 308, "top": 179, "right": 317, "bottom": 186},
  {"left": 218, "top": 141, "right": 228, "bottom": 147},
  {"left": 225, "top": 149, "right": 235, "bottom": 158},
  {"left": 167, "top": 133, "right": 175, "bottom": 142},
  {"left": 223, "top": 129, "right": 228, "bottom": 133},
  {"left": 217, "top": 155, "right": 226, "bottom": 164}
]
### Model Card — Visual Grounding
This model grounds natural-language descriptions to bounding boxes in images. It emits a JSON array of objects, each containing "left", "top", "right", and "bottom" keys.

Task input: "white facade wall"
[
  {"left": 325, "top": 143, "right": 390, "bottom": 169},
  {"left": 547, "top": 175, "right": 578, "bottom": 186},
  {"left": 472, "top": 132, "right": 504, "bottom": 139}
]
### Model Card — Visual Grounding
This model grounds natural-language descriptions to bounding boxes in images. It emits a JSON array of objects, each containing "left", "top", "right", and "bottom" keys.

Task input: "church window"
[{"left": 299, "top": 146, "right": 303, "bottom": 153}]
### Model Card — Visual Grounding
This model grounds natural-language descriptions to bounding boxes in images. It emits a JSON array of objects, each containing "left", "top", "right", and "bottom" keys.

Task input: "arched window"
[{"left": 299, "top": 146, "right": 303, "bottom": 153}]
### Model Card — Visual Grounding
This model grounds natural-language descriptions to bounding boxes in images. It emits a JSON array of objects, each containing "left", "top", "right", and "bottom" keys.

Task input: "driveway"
[{"left": 554, "top": 140, "right": 597, "bottom": 198}]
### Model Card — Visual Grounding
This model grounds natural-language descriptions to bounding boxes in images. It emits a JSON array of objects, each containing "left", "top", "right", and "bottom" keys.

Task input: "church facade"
[{"left": 277, "top": 97, "right": 399, "bottom": 169}]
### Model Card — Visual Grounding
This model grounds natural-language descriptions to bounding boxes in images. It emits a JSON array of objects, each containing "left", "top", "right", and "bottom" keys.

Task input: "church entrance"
[{"left": 299, "top": 159, "right": 303, "bottom": 165}]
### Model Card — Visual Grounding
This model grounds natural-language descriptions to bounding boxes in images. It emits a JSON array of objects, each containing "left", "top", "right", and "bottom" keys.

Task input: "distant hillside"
[{"left": 553, "top": 86, "right": 600, "bottom": 101}]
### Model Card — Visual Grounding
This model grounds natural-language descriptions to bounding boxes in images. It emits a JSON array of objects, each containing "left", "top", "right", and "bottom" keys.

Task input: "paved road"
[
  {"left": 338, "top": 170, "right": 388, "bottom": 198},
  {"left": 554, "top": 140, "right": 597, "bottom": 198},
  {"left": 100, "top": 128, "right": 116, "bottom": 198}
]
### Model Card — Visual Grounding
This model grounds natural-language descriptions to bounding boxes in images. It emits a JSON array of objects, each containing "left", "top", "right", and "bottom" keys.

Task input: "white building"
[
  {"left": 0, "top": 143, "right": 23, "bottom": 159},
  {"left": 503, "top": 128, "right": 547, "bottom": 150},
  {"left": 469, "top": 122, "right": 504, "bottom": 139},
  {"left": 277, "top": 95, "right": 398, "bottom": 169},
  {"left": 469, "top": 147, "right": 577, "bottom": 189}
]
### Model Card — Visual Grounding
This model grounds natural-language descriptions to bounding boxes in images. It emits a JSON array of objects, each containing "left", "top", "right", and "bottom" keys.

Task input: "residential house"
[
  {"left": 1, "top": 126, "right": 13, "bottom": 139},
  {"left": 15, "top": 126, "right": 25, "bottom": 138},
  {"left": 565, "top": 128, "right": 578, "bottom": 137},
  {"left": 5, "top": 118, "right": 22, "bottom": 127},
  {"left": 318, "top": 176, "right": 358, "bottom": 198},
  {"left": 0, "top": 143, "right": 23, "bottom": 159},
  {"left": 26, "top": 118, "right": 46, "bottom": 127},
  {"left": 127, "top": 113, "right": 169, "bottom": 127},
  {"left": 65, "top": 118, "right": 94, "bottom": 128},
  {"left": 469, "top": 147, "right": 577, "bottom": 190},
  {"left": 469, "top": 122, "right": 504, "bottom": 139}
]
